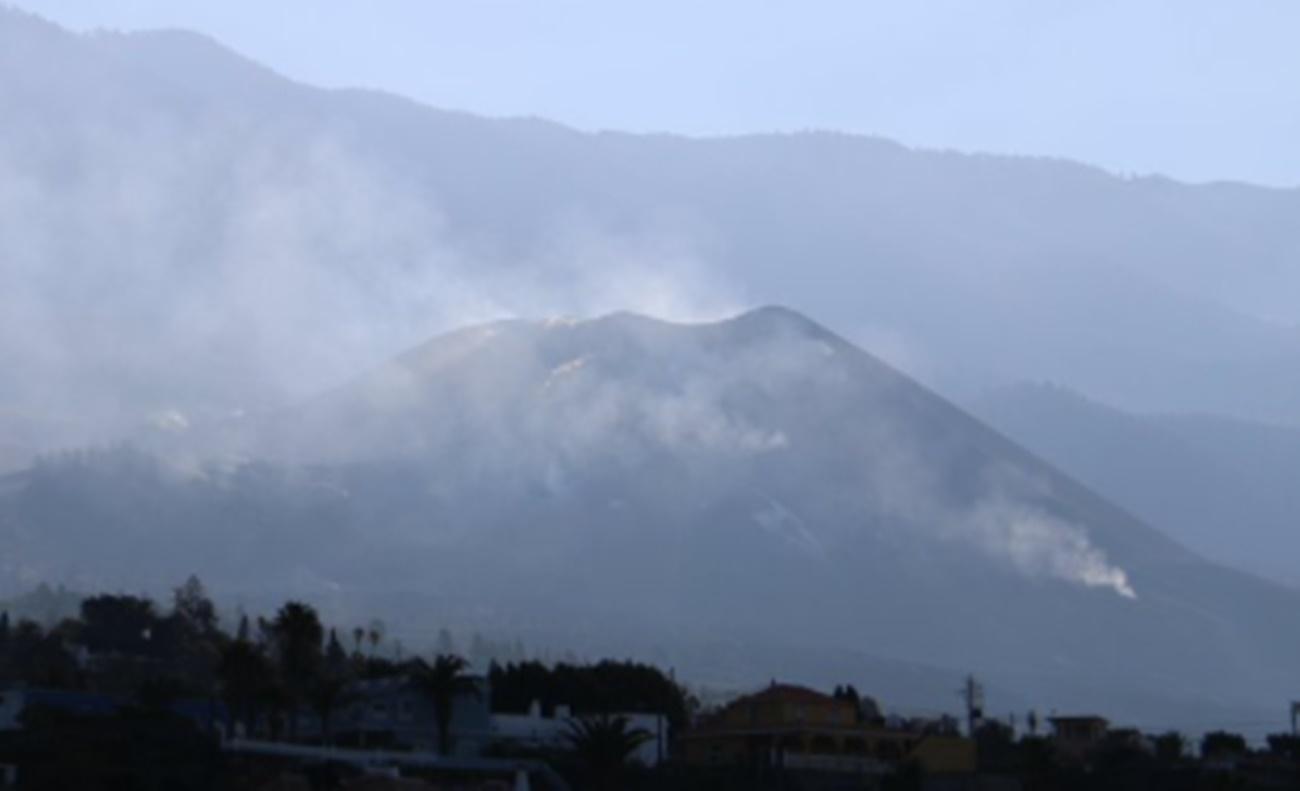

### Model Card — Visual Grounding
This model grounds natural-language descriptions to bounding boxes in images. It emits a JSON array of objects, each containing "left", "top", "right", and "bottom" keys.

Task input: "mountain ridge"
[
  {"left": 5, "top": 307, "right": 1296, "bottom": 734},
  {"left": 12, "top": 4, "right": 1273, "bottom": 191},
  {"left": 5, "top": 6, "right": 1300, "bottom": 464},
  {"left": 972, "top": 381, "right": 1300, "bottom": 589}
]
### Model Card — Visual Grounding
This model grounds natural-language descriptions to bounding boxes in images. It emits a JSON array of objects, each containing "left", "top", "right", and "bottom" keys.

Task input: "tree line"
[{"left": 0, "top": 577, "right": 689, "bottom": 747}]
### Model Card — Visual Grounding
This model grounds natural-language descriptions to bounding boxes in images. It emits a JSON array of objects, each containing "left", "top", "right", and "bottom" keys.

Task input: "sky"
[{"left": 10, "top": 0, "right": 1300, "bottom": 187}]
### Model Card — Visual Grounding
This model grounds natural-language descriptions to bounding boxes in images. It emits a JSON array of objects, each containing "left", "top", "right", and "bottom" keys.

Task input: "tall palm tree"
[
  {"left": 410, "top": 654, "right": 480, "bottom": 756},
  {"left": 564, "top": 714, "right": 653, "bottom": 791},
  {"left": 366, "top": 619, "right": 385, "bottom": 657}
]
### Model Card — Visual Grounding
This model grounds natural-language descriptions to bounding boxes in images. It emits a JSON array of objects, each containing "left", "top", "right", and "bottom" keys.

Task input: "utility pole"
[
  {"left": 1291, "top": 701, "right": 1299, "bottom": 736},
  {"left": 961, "top": 675, "right": 985, "bottom": 737}
]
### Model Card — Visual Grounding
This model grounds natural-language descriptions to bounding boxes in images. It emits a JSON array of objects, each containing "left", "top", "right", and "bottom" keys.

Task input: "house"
[
  {"left": 490, "top": 700, "right": 669, "bottom": 766},
  {"left": 1048, "top": 715, "right": 1109, "bottom": 761},
  {"left": 680, "top": 682, "right": 975, "bottom": 779},
  {"left": 327, "top": 674, "right": 493, "bottom": 756}
]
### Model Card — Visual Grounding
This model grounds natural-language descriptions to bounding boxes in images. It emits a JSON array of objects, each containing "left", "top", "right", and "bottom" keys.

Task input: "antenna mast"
[{"left": 962, "top": 675, "right": 985, "bottom": 736}]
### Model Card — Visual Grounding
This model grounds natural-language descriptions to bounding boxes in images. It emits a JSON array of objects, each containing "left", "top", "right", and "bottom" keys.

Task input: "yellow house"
[{"left": 680, "top": 682, "right": 975, "bottom": 779}]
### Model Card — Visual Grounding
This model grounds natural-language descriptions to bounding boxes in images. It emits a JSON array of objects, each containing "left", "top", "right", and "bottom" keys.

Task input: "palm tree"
[
  {"left": 366, "top": 619, "right": 385, "bottom": 657},
  {"left": 564, "top": 714, "right": 653, "bottom": 791},
  {"left": 410, "top": 654, "right": 480, "bottom": 756}
]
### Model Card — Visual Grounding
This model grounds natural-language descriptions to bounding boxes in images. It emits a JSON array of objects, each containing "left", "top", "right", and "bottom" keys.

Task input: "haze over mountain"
[
  {"left": 4, "top": 7, "right": 1300, "bottom": 476},
  {"left": 4, "top": 308, "right": 1300, "bottom": 734},
  {"left": 4, "top": 6, "right": 1300, "bottom": 739},
  {"left": 972, "top": 383, "right": 1300, "bottom": 590},
  {"left": 21, "top": 1, "right": 1300, "bottom": 188}
]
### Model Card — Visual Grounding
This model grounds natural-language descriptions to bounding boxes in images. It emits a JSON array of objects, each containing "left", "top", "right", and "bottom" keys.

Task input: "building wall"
[
  {"left": 910, "top": 735, "right": 977, "bottom": 774},
  {"left": 1049, "top": 717, "right": 1109, "bottom": 762},
  {"left": 329, "top": 676, "right": 492, "bottom": 756},
  {"left": 0, "top": 691, "right": 24, "bottom": 732},
  {"left": 491, "top": 708, "right": 668, "bottom": 767},
  {"left": 683, "top": 728, "right": 959, "bottom": 767}
]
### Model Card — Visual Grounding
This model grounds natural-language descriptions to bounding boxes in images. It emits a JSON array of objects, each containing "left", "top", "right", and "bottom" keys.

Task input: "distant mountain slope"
[
  {"left": 971, "top": 383, "right": 1300, "bottom": 589},
  {"left": 4, "top": 7, "right": 1300, "bottom": 469},
  {"left": 4, "top": 308, "right": 1298, "bottom": 733}
]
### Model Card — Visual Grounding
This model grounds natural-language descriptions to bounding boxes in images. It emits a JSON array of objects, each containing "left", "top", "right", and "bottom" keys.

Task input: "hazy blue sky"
[{"left": 12, "top": 0, "right": 1300, "bottom": 187}]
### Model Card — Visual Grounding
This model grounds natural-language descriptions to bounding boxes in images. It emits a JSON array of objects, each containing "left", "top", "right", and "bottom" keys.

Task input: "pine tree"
[
  {"left": 173, "top": 575, "right": 218, "bottom": 634},
  {"left": 325, "top": 628, "right": 347, "bottom": 674}
]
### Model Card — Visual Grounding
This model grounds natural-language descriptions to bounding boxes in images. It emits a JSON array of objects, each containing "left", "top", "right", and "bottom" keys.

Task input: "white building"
[{"left": 490, "top": 701, "right": 668, "bottom": 767}]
